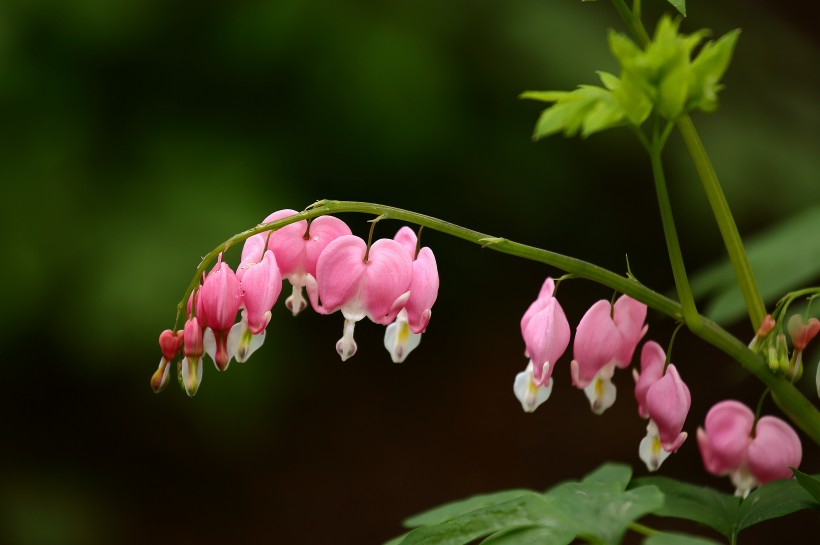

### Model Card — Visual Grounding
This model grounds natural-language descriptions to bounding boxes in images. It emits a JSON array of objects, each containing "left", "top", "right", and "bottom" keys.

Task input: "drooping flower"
[
  {"left": 383, "top": 227, "right": 440, "bottom": 363},
  {"left": 230, "top": 250, "right": 284, "bottom": 363},
  {"left": 570, "top": 295, "right": 647, "bottom": 414},
  {"left": 306, "top": 235, "right": 413, "bottom": 361},
  {"left": 253, "top": 210, "right": 352, "bottom": 316},
  {"left": 196, "top": 255, "right": 242, "bottom": 371},
  {"left": 634, "top": 342, "right": 691, "bottom": 471},
  {"left": 151, "top": 328, "right": 183, "bottom": 393},
  {"left": 520, "top": 277, "right": 571, "bottom": 389},
  {"left": 180, "top": 317, "right": 204, "bottom": 397},
  {"left": 697, "top": 400, "right": 802, "bottom": 497}
]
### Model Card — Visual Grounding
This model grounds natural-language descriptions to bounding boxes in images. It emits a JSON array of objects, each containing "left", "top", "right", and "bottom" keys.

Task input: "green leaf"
[
  {"left": 384, "top": 534, "right": 410, "bottom": 545},
  {"left": 531, "top": 86, "right": 623, "bottom": 139},
  {"left": 597, "top": 71, "right": 620, "bottom": 91},
  {"left": 608, "top": 30, "right": 642, "bottom": 66},
  {"left": 688, "top": 29, "right": 740, "bottom": 112},
  {"left": 689, "top": 205, "right": 820, "bottom": 325},
  {"left": 666, "top": 0, "right": 686, "bottom": 17},
  {"left": 656, "top": 51, "right": 690, "bottom": 119},
  {"left": 581, "top": 462, "right": 632, "bottom": 490},
  {"left": 480, "top": 525, "right": 574, "bottom": 545},
  {"left": 519, "top": 90, "right": 569, "bottom": 103},
  {"left": 403, "top": 489, "right": 536, "bottom": 528},
  {"left": 735, "top": 477, "right": 820, "bottom": 532},
  {"left": 643, "top": 533, "right": 722, "bottom": 545},
  {"left": 546, "top": 481, "right": 664, "bottom": 544},
  {"left": 791, "top": 468, "right": 820, "bottom": 504},
  {"left": 630, "top": 476, "right": 738, "bottom": 538},
  {"left": 397, "top": 494, "right": 573, "bottom": 545}
]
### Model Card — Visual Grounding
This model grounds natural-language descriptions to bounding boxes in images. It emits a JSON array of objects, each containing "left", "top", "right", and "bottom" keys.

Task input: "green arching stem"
[
  {"left": 609, "top": 0, "right": 767, "bottom": 332},
  {"left": 174, "top": 200, "right": 820, "bottom": 443},
  {"left": 649, "top": 116, "right": 702, "bottom": 334}
]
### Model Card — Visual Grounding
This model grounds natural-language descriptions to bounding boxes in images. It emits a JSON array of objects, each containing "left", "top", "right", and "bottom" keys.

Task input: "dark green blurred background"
[{"left": 1, "top": 1, "right": 818, "bottom": 543}]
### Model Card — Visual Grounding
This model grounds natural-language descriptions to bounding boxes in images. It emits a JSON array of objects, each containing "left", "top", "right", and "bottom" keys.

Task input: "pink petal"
[
  {"left": 748, "top": 416, "right": 802, "bottom": 484},
  {"left": 523, "top": 298, "right": 571, "bottom": 386},
  {"left": 196, "top": 260, "right": 242, "bottom": 332},
  {"left": 634, "top": 341, "right": 665, "bottom": 419},
  {"left": 314, "top": 235, "right": 367, "bottom": 313},
  {"left": 405, "top": 247, "right": 439, "bottom": 333},
  {"left": 571, "top": 300, "right": 621, "bottom": 388},
  {"left": 521, "top": 278, "right": 556, "bottom": 336},
  {"left": 301, "top": 215, "right": 353, "bottom": 278},
  {"left": 646, "top": 364, "right": 691, "bottom": 452},
  {"left": 241, "top": 250, "right": 283, "bottom": 334},
  {"left": 361, "top": 238, "right": 413, "bottom": 325},
  {"left": 265, "top": 209, "right": 309, "bottom": 279},
  {"left": 393, "top": 226, "right": 418, "bottom": 258},
  {"left": 613, "top": 295, "right": 647, "bottom": 367},
  {"left": 699, "top": 400, "right": 754, "bottom": 475}
]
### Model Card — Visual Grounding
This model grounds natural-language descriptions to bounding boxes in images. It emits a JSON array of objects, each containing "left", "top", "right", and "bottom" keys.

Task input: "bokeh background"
[{"left": 1, "top": 0, "right": 818, "bottom": 543}]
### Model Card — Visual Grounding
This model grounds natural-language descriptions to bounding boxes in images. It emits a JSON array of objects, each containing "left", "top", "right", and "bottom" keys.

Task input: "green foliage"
[
  {"left": 792, "top": 468, "right": 820, "bottom": 504},
  {"left": 391, "top": 464, "right": 820, "bottom": 545},
  {"left": 666, "top": 0, "right": 687, "bottom": 17},
  {"left": 524, "top": 14, "right": 739, "bottom": 139},
  {"left": 689, "top": 206, "right": 820, "bottom": 325},
  {"left": 632, "top": 474, "right": 820, "bottom": 540}
]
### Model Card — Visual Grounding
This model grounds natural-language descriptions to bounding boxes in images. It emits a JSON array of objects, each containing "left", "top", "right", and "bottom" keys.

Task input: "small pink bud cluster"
[
  {"left": 513, "top": 278, "right": 690, "bottom": 471},
  {"left": 697, "top": 400, "right": 802, "bottom": 497},
  {"left": 154, "top": 211, "right": 439, "bottom": 396},
  {"left": 750, "top": 312, "right": 819, "bottom": 381}
]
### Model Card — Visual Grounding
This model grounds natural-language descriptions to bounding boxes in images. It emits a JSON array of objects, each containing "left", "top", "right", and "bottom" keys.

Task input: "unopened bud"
[
  {"left": 776, "top": 334, "right": 790, "bottom": 375},
  {"left": 158, "top": 329, "right": 184, "bottom": 361},
  {"left": 757, "top": 314, "right": 776, "bottom": 338}
]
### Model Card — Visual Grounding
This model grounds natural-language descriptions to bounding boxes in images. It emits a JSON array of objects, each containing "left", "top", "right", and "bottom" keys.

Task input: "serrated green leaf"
[
  {"left": 531, "top": 86, "right": 616, "bottom": 139},
  {"left": 581, "top": 462, "right": 632, "bottom": 490},
  {"left": 735, "top": 477, "right": 819, "bottom": 532},
  {"left": 791, "top": 468, "right": 820, "bottom": 504},
  {"left": 581, "top": 98, "right": 625, "bottom": 137},
  {"left": 608, "top": 30, "right": 642, "bottom": 66},
  {"left": 546, "top": 481, "right": 664, "bottom": 544},
  {"left": 597, "top": 71, "right": 620, "bottom": 91},
  {"left": 689, "top": 205, "right": 820, "bottom": 325},
  {"left": 643, "top": 532, "right": 722, "bottom": 545},
  {"left": 630, "top": 476, "right": 738, "bottom": 538},
  {"left": 398, "top": 494, "right": 573, "bottom": 545},
  {"left": 656, "top": 52, "right": 690, "bottom": 119},
  {"left": 613, "top": 70, "right": 653, "bottom": 124},
  {"left": 403, "top": 490, "right": 536, "bottom": 528},
  {"left": 666, "top": 0, "right": 686, "bottom": 17},
  {"left": 688, "top": 29, "right": 740, "bottom": 112},
  {"left": 519, "top": 90, "right": 569, "bottom": 103},
  {"left": 480, "top": 525, "right": 574, "bottom": 545}
]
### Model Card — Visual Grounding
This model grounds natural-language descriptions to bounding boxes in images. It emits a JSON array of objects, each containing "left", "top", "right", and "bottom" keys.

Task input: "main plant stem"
[
  {"left": 609, "top": 0, "right": 766, "bottom": 332},
  {"left": 175, "top": 200, "right": 820, "bottom": 444}
]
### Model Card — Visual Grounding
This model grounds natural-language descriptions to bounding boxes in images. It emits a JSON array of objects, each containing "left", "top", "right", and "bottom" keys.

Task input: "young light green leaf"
[
  {"left": 403, "top": 489, "right": 536, "bottom": 528},
  {"left": 531, "top": 86, "right": 621, "bottom": 139},
  {"left": 480, "top": 525, "right": 574, "bottom": 545},
  {"left": 689, "top": 205, "right": 820, "bottom": 325},
  {"left": 656, "top": 52, "right": 690, "bottom": 119},
  {"left": 735, "top": 476, "right": 820, "bottom": 532},
  {"left": 398, "top": 494, "right": 573, "bottom": 545},
  {"left": 581, "top": 462, "right": 632, "bottom": 490},
  {"left": 688, "top": 29, "right": 740, "bottom": 112},
  {"left": 608, "top": 30, "right": 642, "bottom": 66},
  {"left": 597, "top": 71, "right": 620, "bottom": 91},
  {"left": 612, "top": 70, "right": 653, "bottom": 124},
  {"left": 791, "top": 468, "right": 820, "bottom": 504},
  {"left": 546, "top": 481, "right": 664, "bottom": 544},
  {"left": 643, "top": 533, "right": 722, "bottom": 545},
  {"left": 519, "top": 90, "right": 569, "bottom": 103},
  {"left": 666, "top": 0, "right": 686, "bottom": 17},
  {"left": 630, "top": 476, "right": 738, "bottom": 538},
  {"left": 384, "top": 533, "right": 410, "bottom": 545}
]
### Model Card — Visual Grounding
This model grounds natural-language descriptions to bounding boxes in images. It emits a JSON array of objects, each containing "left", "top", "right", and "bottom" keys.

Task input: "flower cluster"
[
  {"left": 750, "top": 313, "right": 819, "bottom": 381},
  {"left": 513, "top": 278, "right": 689, "bottom": 472},
  {"left": 152, "top": 211, "right": 439, "bottom": 396},
  {"left": 697, "top": 400, "right": 802, "bottom": 497}
]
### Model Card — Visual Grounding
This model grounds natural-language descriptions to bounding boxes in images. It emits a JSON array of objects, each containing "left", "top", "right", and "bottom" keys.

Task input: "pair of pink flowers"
[
  {"left": 513, "top": 278, "right": 691, "bottom": 472},
  {"left": 514, "top": 278, "right": 651, "bottom": 415},
  {"left": 153, "top": 210, "right": 439, "bottom": 396},
  {"left": 697, "top": 400, "right": 802, "bottom": 497}
]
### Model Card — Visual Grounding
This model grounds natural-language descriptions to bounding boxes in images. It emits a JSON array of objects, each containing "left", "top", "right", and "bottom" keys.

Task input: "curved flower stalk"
[
  {"left": 697, "top": 400, "right": 802, "bottom": 497},
  {"left": 571, "top": 295, "right": 647, "bottom": 414},
  {"left": 305, "top": 235, "right": 413, "bottom": 361},
  {"left": 383, "top": 227, "right": 440, "bottom": 363}
]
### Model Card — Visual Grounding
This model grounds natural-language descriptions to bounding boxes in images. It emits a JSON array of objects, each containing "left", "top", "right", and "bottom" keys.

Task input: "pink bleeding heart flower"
[
  {"left": 306, "top": 234, "right": 413, "bottom": 361},
  {"left": 151, "top": 329, "right": 184, "bottom": 393},
  {"left": 633, "top": 341, "right": 666, "bottom": 419},
  {"left": 787, "top": 314, "right": 820, "bottom": 352},
  {"left": 196, "top": 255, "right": 242, "bottom": 371},
  {"left": 384, "top": 227, "right": 440, "bottom": 363},
  {"left": 645, "top": 365, "right": 690, "bottom": 449},
  {"left": 181, "top": 317, "right": 204, "bottom": 397},
  {"left": 697, "top": 400, "right": 802, "bottom": 497},
  {"left": 230, "top": 250, "right": 284, "bottom": 363},
  {"left": 521, "top": 278, "right": 571, "bottom": 388},
  {"left": 571, "top": 295, "right": 647, "bottom": 414},
  {"left": 252, "top": 210, "right": 352, "bottom": 316}
]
